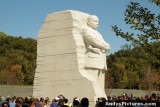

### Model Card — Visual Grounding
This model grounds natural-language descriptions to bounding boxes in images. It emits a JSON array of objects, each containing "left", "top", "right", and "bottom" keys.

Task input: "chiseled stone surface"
[{"left": 33, "top": 10, "right": 109, "bottom": 105}]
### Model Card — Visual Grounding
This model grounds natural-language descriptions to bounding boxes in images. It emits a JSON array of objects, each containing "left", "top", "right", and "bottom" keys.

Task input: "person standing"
[{"left": 9, "top": 97, "right": 16, "bottom": 107}]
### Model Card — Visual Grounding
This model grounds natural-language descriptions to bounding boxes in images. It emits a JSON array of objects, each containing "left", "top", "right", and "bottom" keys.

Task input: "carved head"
[{"left": 87, "top": 15, "right": 99, "bottom": 30}]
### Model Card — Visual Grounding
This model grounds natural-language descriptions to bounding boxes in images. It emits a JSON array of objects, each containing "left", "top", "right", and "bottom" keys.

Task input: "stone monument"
[{"left": 33, "top": 10, "right": 110, "bottom": 104}]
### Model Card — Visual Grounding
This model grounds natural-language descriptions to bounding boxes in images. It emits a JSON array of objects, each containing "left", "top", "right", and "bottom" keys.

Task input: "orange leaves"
[{"left": 10, "top": 64, "right": 22, "bottom": 72}]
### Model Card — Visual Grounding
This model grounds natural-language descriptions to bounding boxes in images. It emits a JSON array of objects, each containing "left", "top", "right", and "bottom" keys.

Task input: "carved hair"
[{"left": 88, "top": 15, "right": 98, "bottom": 22}]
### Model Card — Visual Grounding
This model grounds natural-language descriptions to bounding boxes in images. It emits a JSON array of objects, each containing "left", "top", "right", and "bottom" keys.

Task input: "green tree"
[
  {"left": 106, "top": 43, "right": 160, "bottom": 90},
  {"left": 112, "top": 2, "right": 160, "bottom": 46},
  {"left": 112, "top": 1, "right": 160, "bottom": 70},
  {"left": 149, "top": 0, "right": 160, "bottom": 6},
  {"left": 0, "top": 32, "right": 37, "bottom": 85}
]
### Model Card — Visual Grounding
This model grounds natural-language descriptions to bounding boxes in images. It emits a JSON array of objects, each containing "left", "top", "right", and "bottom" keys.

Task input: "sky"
[{"left": 0, "top": 0, "right": 159, "bottom": 55}]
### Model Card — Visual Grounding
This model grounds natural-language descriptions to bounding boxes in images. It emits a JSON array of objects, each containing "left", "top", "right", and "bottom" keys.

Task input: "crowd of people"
[
  {"left": 0, "top": 95, "right": 89, "bottom": 107},
  {"left": 0, "top": 93, "right": 160, "bottom": 107}
]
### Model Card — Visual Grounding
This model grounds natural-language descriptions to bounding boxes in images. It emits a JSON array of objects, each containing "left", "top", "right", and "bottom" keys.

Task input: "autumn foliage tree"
[
  {"left": 106, "top": 1, "right": 160, "bottom": 90},
  {"left": 0, "top": 32, "right": 36, "bottom": 85},
  {"left": 107, "top": 42, "right": 160, "bottom": 90}
]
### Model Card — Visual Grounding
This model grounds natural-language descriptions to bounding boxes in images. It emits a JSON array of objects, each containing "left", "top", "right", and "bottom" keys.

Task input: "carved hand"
[
  {"left": 92, "top": 48, "right": 100, "bottom": 54},
  {"left": 88, "top": 45, "right": 100, "bottom": 54}
]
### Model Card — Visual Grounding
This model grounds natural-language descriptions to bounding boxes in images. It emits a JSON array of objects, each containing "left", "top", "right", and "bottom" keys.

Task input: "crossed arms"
[{"left": 82, "top": 28, "right": 110, "bottom": 54}]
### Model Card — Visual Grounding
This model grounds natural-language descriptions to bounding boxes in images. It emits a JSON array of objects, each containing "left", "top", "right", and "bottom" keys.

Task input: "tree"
[
  {"left": 10, "top": 64, "right": 24, "bottom": 84},
  {"left": 112, "top": 2, "right": 160, "bottom": 46},
  {"left": 112, "top": 1, "right": 160, "bottom": 69},
  {"left": 107, "top": 1, "right": 160, "bottom": 90},
  {"left": 0, "top": 32, "right": 37, "bottom": 85},
  {"left": 107, "top": 43, "right": 160, "bottom": 90},
  {"left": 148, "top": 0, "right": 160, "bottom": 6}
]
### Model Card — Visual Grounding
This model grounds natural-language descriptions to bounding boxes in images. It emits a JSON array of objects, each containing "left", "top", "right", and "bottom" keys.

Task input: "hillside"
[{"left": 0, "top": 32, "right": 37, "bottom": 85}]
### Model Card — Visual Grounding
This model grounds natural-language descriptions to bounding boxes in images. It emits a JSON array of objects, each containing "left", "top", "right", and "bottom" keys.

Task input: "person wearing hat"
[
  {"left": 71, "top": 98, "right": 80, "bottom": 107},
  {"left": 52, "top": 97, "right": 59, "bottom": 107}
]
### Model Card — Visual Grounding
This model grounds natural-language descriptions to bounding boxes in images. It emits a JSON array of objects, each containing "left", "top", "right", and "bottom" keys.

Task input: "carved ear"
[
  {"left": 87, "top": 18, "right": 90, "bottom": 26},
  {"left": 87, "top": 22, "right": 89, "bottom": 26},
  {"left": 87, "top": 15, "right": 92, "bottom": 25}
]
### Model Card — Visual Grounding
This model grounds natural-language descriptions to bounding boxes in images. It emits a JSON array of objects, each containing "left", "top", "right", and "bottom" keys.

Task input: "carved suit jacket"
[{"left": 81, "top": 27, "right": 110, "bottom": 70}]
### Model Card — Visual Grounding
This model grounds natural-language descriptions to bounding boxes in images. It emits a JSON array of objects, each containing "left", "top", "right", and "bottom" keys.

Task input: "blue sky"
[{"left": 0, "top": 0, "right": 159, "bottom": 55}]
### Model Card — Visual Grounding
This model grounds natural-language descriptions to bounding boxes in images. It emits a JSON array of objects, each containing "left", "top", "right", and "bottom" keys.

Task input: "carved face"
[{"left": 88, "top": 15, "right": 99, "bottom": 30}]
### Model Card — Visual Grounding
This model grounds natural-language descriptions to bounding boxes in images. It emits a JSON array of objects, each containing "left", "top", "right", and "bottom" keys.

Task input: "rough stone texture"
[{"left": 33, "top": 10, "right": 108, "bottom": 105}]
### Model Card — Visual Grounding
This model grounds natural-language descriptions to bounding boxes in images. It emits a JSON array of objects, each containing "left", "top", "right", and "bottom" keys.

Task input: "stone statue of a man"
[
  {"left": 82, "top": 15, "right": 110, "bottom": 99},
  {"left": 33, "top": 10, "right": 110, "bottom": 104}
]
